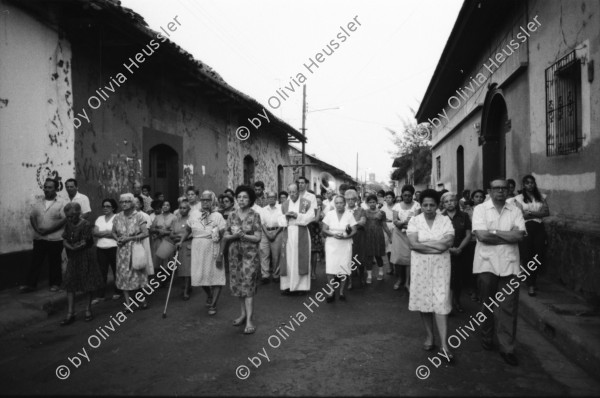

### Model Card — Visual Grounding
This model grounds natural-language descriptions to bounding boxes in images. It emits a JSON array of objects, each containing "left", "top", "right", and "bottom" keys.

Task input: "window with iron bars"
[{"left": 545, "top": 50, "right": 582, "bottom": 156}]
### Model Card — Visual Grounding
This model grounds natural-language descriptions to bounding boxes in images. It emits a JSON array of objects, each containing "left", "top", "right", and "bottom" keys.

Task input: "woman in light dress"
[
  {"left": 381, "top": 191, "right": 396, "bottom": 275},
  {"left": 170, "top": 200, "right": 193, "bottom": 300},
  {"left": 391, "top": 185, "right": 421, "bottom": 292},
  {"left": 181, "top": 191, "right": 226, "bottom": 315},
  {"left": 407, "top": 189, "right": 455, "bottom": 358},
  {"left": 133, "top": 196, "right": 154, "bottom": 279},
  {"left": 321, "top": 195, "right": 357, "bottom": 302},
  {"left": 150, "top": 200, "right": 176, "bottom": 279}
]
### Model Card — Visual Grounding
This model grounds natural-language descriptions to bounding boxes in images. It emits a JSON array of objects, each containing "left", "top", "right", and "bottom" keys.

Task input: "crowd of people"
[{"left": 20, "top": 173, "right": 549, "bottom": 365}]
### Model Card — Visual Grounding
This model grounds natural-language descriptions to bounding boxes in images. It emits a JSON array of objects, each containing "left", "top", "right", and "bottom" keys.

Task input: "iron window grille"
[{"left": 545, "top": 50, "right": 582, "bottom": 156}]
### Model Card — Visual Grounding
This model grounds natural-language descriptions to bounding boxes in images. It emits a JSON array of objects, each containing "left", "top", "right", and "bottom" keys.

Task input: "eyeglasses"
[
  {"left": 491, "top": 187, "right": 508, "bottom": 192},
  {"left": 102, "top": 205, "right": 113, "bottom": 208}
]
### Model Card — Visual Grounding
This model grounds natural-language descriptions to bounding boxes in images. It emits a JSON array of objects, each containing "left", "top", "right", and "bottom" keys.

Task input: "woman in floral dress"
[
  {"left": 407, "top": 189, "right": 455, "bottom": 358},
  {"left": 345, "top": 189, "right": 366, "bottom": 289},
  {"left": 170, "top": 200, "right": 193, "bottom": 300},
  {"left": 308, "top": 195, "right": 325, "bottom": 280},
  {"left": 60, "top": 202, "right": 103, "bottom": 325},
  {"left": 223, "top": 186, "right": 262, "bottom": 335},
  {"left": 364, "top": 194, "right": 392, "bottom": 283},
  {"left": 112, "top": 193, "right": 150, "bottom": 309}
]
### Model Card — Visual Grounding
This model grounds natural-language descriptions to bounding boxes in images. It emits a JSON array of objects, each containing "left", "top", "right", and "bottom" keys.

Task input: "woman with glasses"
[
  {"left": 112, "top": 193, "right": 150, "bottom": 309},
  {"left": 513, "top": 175, "right": 549, "bottom": 296},
  {"left": 345, "top": 189, "right": 367, "bottom": 289},
  {"left": 223, "top": 186, "right": 262, "bottom": 334},
  {"left": 92, "top": 198, "right": 121, "bottom": 303},
  {"left": 180, "top": 191, "right": 226, "bottom": 315},
  {"left": 391, "top": 185, "right": 421, "bottom": 292}
]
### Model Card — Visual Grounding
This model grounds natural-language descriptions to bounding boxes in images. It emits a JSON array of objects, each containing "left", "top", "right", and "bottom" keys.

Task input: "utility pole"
[
  {"left": 301, "top": 84, "right": 307, "bottom": 176},
  {"left": 355, "top": 152, "right": 358, "bottom": 181}
]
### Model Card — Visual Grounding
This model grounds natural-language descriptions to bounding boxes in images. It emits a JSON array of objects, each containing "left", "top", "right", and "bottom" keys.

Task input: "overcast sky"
[{"left": 121, "top": 0, "right": 462, "bottom": 183}]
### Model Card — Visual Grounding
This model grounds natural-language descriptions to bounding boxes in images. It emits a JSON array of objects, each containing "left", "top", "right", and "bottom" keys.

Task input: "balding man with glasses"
[{"left": 472, "top": 178, "right": 526, "bottom": 366}]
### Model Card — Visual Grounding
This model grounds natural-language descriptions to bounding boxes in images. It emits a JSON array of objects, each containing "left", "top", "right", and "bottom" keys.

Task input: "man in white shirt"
[
  {"left": 65, "top": 178, "right": 91, "bottom": 219},
  {"left": 472, "top": 178, "right": 526, "bottom": 366},
  {"left": 258, "top": 191, "right": 284, "bottom": 284},
  {"left": 297, "top": 176, "right": 317, "bottom": 216},
  {"left": 322, "top": 189, "right": 335, "bottom": 214}
]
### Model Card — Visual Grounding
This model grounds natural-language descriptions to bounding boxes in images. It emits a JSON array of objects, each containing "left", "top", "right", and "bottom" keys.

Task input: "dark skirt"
[
  {"left": 64, "top": 248, "right": 104, "bottom": 292},
  {"left": 364, "top": 219, "right": 386, "bottom": 257},
  {"left": 352, "top": 229, "right": 367, "bottom": 267}
]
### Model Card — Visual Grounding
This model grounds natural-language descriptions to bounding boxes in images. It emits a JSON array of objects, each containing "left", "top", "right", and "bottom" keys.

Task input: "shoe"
[
  {"left": 208, "top": 306, "right": 217, "bottom": 316},
  {"left": 261, "top": 278, "right": 270, "bottom": 285},
  {"left": 326, "top": 294, "right": 335, "bottom": 303},
  {"left": 272, "top": 277, "right": 280, "bottom": 283},
  {"left": 281, "top": 289, "right": 291, "bottom": 296},
  {"left": 60, "top": 313, "right": 76, "bottom": 326},
  {"left": 393, "top": 281, "right": 401, "bottom": 290},
  {"left": 500, "top": 352, "right": 519, "bottom": 366},
  {"left": 49, "top": 285, "right": 60, "bottom": 292},
  {"left": 386, "top": 270, "right": 394, "bottom": 275},
  {"left": 141, "top": 301, "right": 149, "bottom": 310},
  {"left": 206, "top": 296, "right": 213, "bottom": 307},
  {"left": 423, "top": 343, "right": 436, "bottom": 351},
  {"left": 243, "top": 326, "right": 256, "bottom": 334},
  {"left": 91, "top": 298, "right": 105, "bottom": 305},
  {"left": 347, "top": 280, "right": 353, "bottom": 291},
  {"left": 182, "top": 293, "right": 190, "bottom": 301},
  {"left": 339, "top": 294, "right": 346, "bottom": 301},
  {"left": 111, "top": 294, "right": 121, "bottom": 300},
  {"left": 377, "top": 273, "right": 384, "bottom": 281},
  {"left": 528, "top": 286, "right": 536, "bottom": 297},
  {"left": 232, "top": 317, "right": 246, "bottom": 326},
  {"left": 481, "top": 340, "right": 494, "bottom": 351},
  {"left": 311, "top": 274, "right": 317, "bottom": 280},
  {"left": 85, "top": 310, "right": 94, "bottom": 322},
  {"left": 455, "top": 304, "right": 464, "bottom": 313},
  {"left": 445, "top": 349, "right": 455, "bottom": 363},
  {"left": 19, "top": 286, "right": 35, "bottom": 294}
]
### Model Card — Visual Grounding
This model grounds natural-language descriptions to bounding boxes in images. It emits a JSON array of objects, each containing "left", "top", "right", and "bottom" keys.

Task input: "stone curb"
[{"left": 519, "top": 289, "right": 600, "bottom": 378}]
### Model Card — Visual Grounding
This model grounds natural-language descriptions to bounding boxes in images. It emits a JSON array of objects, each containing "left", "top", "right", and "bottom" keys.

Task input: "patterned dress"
[
  {"left": 227, "top": 209, "right": 262, "bottom": 297},
  {"left": 62, "top": 220, "right": 103, "bottom": 292},
  {"left": 407, "top": 213, "right": 455, "bottom": 314},
  {"left": 348, "top": 206, "right": 367, "bottom": 267},
  {"left": 188, "top": 210, "right": 226, "bottom": 286},
  {"left": 364, "top": 209, "right": 387, "bottom": 257},
  {"left": 113, "top": 211, "right": 149, "bottom": 291},
  {"left": 308, "top": 210, "right": 324, "bottom": 254}
]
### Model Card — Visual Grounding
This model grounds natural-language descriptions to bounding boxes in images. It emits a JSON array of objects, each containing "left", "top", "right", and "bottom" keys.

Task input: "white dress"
[
  {"left": 407, "top": 213, "right": 454, "bottom": 315},
  {"left": 322, "top": 210, "right": 357, "bottom": 275}
]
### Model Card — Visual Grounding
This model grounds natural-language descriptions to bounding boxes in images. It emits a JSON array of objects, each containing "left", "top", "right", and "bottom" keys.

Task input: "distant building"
[
  {"left": 416, "top": 0, "right": 600, "bottom": 299},
  {"left": 288, "top": 147, "right": 358, "bottom": 195},
  {"left": 368, "top": 173, "right": 376, "bottom": 182},
  {"left": 0, "top": 0, "right": 303, "bottom": 287}
]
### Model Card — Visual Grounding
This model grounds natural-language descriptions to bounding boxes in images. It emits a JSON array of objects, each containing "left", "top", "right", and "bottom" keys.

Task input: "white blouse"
[
  {"left": 407, "top": 213, "right": 454, "bottom": 243},
  {"left": 95, "top": 214, "right": 117, "bottom": 248},
  {"left": 322, "top": 210, "right": 357, "bottom": 234}
]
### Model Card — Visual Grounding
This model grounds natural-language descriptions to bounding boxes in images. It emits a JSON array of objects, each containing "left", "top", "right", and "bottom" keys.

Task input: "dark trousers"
[
  {"left": 96, "top": 247, "right": 121, "bottom": 297},
  {"left": 477, "top": 272, "right": 520, "bottom": 354},
  {"left": 519, "top": 221, "right": 546, "bottom": 287},
  {"left": 26, "top": 239, "right": 63, "bottom": 288},
  {"left": 450, "top": 252, "right": 468, "bottom": 302}
]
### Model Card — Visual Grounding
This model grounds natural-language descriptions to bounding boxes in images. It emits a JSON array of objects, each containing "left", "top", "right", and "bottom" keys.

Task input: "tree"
[{"left": 388, "top": 116, "right": 432, "bottom": 186}]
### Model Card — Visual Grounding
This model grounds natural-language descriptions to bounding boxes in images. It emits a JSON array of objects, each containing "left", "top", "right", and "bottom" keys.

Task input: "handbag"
[{"left": 131, "top": 241, "right": 147, "bottom": 271}]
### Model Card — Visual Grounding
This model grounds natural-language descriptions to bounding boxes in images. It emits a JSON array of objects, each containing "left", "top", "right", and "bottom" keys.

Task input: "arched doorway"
[
  {"left": 456, "top": 146, "right": 464, "bottom": 195},
  {"left": 243, "top": 155, "right": 255, "bottom": 186},
  {"left": 277, "top": 165, "right": 284, "bottom": 194},
  {"left": 149, "top": 144, "right": 179, "bottom": 207},
  {"left": 481, "top": 86, "right": 508, "bottom": 188}
]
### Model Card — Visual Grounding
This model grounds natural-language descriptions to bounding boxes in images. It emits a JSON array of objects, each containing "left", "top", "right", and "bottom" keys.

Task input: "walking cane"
[{"left": 162, "top": 250, "right": 180, "bottom": 319}]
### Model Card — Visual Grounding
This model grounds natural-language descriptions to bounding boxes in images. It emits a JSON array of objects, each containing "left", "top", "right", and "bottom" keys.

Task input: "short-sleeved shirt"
[
  {"left": 511, "top": 193, "right": 547, "bottom": 223},
  {"left": 442, "top": 210, "right": 472, "bottom": 248},
  {"left": 67, "top": 192, "right": 91, "bottom": 215},
  {"left": 472, "top": 200, "right": 526, "bottom": 276},
  {"left": 254, "top": 194, "right": 268, "bottom": 208},
  {"left": 95, "top": 214, "right": 117, "bottom": 248},
  {"left": 406, "top": 213, "right": 454, "bottom": 243},
  {"left": 31, "top": 196, "right": 67, "bottom": 241},
  {"left": 322, "top": 210, "right": 357, "bottom": 233},
  {"left": 260, "top": 205, "right": 283, "bottom": 228}
]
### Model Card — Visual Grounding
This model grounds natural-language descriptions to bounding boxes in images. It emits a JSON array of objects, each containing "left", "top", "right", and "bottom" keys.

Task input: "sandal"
[
  {"left": 206, "top": 296, "right": 213, "bottom": 307},
  {"left": 233, "top": 317, "right": 246, "bottom": 326},
  {"left": 60, "top": 313, "right": 76, "bottom": 326},
  {"left": 208, "top": 306, "right": 217, "bottom": 316},
  {"left": 243, "top": 326, "right": 256, "bottom": 334}
]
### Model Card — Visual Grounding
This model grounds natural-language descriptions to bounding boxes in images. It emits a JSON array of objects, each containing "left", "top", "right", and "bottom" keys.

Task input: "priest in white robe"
[{"left": 278, "top": 183, "right": 315, "bottom": 293}]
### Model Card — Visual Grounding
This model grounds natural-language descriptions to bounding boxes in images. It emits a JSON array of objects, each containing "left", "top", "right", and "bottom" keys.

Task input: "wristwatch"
[{"left": 491, "top": 230, "right": 497, "bottom": 235}]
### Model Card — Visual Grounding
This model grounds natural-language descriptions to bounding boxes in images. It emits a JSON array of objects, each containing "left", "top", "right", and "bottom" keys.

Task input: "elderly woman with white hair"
[
  {"left": 441, "top": 191, "right": 472, "bottom": 313},
  {"left": 345, "top": 189, "right": 367, "bottom": 288},
  {"left": 112, "top": 193, "right": 150, "bottom": 309},
  {"left": 180, "top": 190, "right": 226, "bottom": 315}
]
